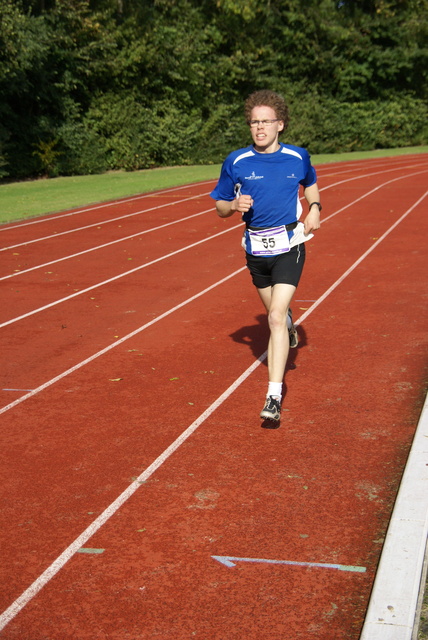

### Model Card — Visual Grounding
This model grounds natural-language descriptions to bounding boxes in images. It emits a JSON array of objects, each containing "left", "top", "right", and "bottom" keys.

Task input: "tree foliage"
[{"left": 1, "top": 0, "right": 427, "bottom": 179}]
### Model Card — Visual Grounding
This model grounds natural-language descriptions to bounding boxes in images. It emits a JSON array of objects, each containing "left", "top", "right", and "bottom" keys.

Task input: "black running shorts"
[{"left": 245, "top": 243, "right": 306, "bottom": 289}]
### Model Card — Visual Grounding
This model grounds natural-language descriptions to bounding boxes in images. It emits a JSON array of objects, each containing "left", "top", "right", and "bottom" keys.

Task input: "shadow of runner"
[
  {"left": 261, "top": 418, "right": 281, "bottom": 430},
  {"left": 229, "top": 314, "right": 270, "bottom": 361},
  {"left": 230, "top": 314, "right": 309, "bottom": 429},
  {"left": 229, "top": 313, "right": 307, "bottom": 372}
]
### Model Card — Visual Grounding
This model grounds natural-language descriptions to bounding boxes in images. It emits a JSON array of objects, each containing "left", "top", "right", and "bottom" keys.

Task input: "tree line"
[{"left": 1, "top": 0, "right": 427, "bottom": 180}]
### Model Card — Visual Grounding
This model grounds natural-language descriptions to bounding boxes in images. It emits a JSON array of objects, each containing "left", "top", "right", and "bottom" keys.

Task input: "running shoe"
[
  {"left": 288, "top": 308, "right": 298, "bottom": 348},
  {"left": 260, "top": 396, "right": 281, "bottom": 421}
]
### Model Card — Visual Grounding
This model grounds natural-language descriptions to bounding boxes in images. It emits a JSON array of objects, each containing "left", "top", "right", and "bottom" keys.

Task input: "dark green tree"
[{"left": 0, "top": 0, "right": 426, "bottom": 179}]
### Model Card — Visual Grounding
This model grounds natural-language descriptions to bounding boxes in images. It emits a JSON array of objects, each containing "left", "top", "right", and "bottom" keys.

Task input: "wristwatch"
[{"left": 309, "top": 202, "right": 322, "bottom": 212}]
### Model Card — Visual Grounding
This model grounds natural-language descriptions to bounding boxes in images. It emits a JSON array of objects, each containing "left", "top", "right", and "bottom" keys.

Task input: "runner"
[{"left": 210, "top": 89, "right": 321, "bottom": 423}]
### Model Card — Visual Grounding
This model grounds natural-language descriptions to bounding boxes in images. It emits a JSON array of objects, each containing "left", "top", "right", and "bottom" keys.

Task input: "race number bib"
[{"left": 247, "top": 225, "right": 290, "bottom": 256}]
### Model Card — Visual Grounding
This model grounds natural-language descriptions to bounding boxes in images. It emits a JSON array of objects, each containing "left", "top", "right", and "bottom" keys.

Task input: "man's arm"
[
  {"left": 303, "top": 183, "right": 321, "bottom": 234},
  {"left": 215, "top": 194, "right": 254, "bottom": 218}
]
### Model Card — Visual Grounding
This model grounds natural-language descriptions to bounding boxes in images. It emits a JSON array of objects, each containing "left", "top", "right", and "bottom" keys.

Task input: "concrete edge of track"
[
  {"left": 413, "top": 547, "right": 428, "bottom": 640},
  {"left": 360, "top": 391, "right": 428, "bottom": 640}
]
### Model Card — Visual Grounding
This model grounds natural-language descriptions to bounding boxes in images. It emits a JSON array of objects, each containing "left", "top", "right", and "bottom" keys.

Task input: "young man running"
[{"left": 210, "top": 90, "right": 321, "bottom": 422}]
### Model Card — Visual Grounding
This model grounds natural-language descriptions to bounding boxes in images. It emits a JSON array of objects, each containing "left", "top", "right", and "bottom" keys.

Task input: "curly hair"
[{"left": 244, "top": 90, "right": 290, "bottom": 133}]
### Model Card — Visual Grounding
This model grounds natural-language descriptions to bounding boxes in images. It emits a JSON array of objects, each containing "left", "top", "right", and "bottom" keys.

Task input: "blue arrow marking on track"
[{"left": 212, "top": 556, "right": 366, "bottom": 573}]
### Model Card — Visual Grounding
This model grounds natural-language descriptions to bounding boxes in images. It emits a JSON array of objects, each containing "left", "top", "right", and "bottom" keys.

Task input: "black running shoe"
[
  {"left": 260, "top": 396, "right": 281, "bottom": 421},
  {"left": 288, "top": 308, "right": 298, "bottom": 348}
]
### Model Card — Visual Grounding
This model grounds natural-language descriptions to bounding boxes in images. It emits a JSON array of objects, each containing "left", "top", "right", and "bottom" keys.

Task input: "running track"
[{"left": 0, "top": 155, "right": 427, "bottom": 639}]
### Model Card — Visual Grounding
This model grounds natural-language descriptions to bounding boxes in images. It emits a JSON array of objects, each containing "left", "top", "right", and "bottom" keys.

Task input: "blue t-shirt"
[{"left": 210, "top": 142, "right": 317, "bottom": 228}]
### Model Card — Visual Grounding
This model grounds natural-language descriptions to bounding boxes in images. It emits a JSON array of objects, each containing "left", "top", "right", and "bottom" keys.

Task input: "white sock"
[
  {"left": 267, "top": 382, "right": 282, "bottom": 399},
  {"left": 286, "top": 310, "right": 292, "bottom": 329}
]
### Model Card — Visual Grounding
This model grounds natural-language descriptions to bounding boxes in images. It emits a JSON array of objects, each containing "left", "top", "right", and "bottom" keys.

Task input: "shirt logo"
[
  {"left": 287, "top": 173, "right": 298, "bottom": 179},
  {"left": 245, "top": 171, "right": 264, "bottom": 180}
]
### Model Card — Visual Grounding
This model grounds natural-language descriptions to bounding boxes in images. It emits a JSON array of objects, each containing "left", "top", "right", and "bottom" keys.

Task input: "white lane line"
[
  {"left": 2, "top": 161, "right": 426, "bottom": 253},
  {"left": 1, "top": 167, "right": 422, "bottom": 282},
  {"left": 0, "top": 181, "right": 216, "bottom": 232},
  {"left": 0, "top": 354, "right": 259, "bottom": 632},
  {"left": 359, "top": 392, "right": 428, "bottom": 640},
  {"left": 0, "top": 223, "right": 242, "bottom": 329},
  {"left": 0, "top": 208, "right": 214, "bottom": 281},
  {"left": 0, "top": 192, "right": 425, "bottom": 630},
  {"left": 2, "top": 169, "right": 427, "bottom": 328},
  {"left": 1, "top": 156, "right": 424, "bottom": 236},
  {"left": 0, "top": 192, "right": 211, "bottom": 252},
  {"left": 1, "top": 158, "right": 418, "bottom": 235},
  {"left": 319, "top": 164, "right": 428, "bottom": 194},
  {"left": 320, "top": 169, "right": 428, "bottom": 225},
  {"left": 295, "top": 190, "right": 427, "bottom": 325},
  {"left": 0, "top": 265, "right": 246, "bottom": 416},
  {"left": 315, "top": 158, "right": 428, "bottom": 179}
]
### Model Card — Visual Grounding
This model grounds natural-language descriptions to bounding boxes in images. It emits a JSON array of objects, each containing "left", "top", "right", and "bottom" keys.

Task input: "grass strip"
[{"left": 1, "top": 146, "right": 427, "bottom": 224}]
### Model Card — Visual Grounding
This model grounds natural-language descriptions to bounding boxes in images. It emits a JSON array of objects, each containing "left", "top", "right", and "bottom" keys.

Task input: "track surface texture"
[{"left": 0, "top": 155, "right": 427, "bottom": 639}]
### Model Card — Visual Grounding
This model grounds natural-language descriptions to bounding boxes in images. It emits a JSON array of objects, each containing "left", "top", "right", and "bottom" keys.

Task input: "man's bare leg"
[{"left": 258, "top": 283, "right": 296, "bottom": 420}]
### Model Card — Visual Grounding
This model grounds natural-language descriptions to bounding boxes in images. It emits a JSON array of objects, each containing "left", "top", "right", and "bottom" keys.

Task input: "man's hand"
[
  {"left": 234, "top": 194, "right": 254, "bottom": 213},
  {"left": 303, "top": 206, "right": 321, "bottom": 235},
  {"left": 216, "top": 195, "right": 254, "bottom": 218}
]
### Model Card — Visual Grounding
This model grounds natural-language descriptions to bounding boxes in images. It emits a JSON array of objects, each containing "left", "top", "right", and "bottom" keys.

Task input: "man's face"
[{"left": 249, "top": 105, "right": 284, "bottom": 153}]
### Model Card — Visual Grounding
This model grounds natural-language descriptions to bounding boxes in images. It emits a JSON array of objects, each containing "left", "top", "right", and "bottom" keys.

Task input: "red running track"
[{"left": 0, "top": 155, "right": 427, "bottom": 639}]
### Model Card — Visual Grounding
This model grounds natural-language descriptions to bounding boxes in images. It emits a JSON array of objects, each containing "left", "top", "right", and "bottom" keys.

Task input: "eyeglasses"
[{"left": 248, "top": 119, "right": 279, "bottom": 128}]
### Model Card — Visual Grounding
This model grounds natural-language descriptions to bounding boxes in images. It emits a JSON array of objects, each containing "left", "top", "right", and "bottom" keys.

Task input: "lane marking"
[
  {"left": 0, "top": 192, "right": 211, "bottom": 252},
  {"left": 3, "top": 167, "right": 427, "bottom": 283},
  {"left": 317, "top": 160, "right": 428, "bottom": 185},
  {"left": 0, "top": 353, "right": 263, "bottom": 631},
  {"left": 2, "top": 162, "right": 426, "bottom": 255},
  {"left": 2, "top": 156, "right": 422, "bottom": 235},
  {"left": 0, "top": 207, "right": 214, "bottom": 281},
  {"left": 321, "top": 169, "right": 428, "bottom": 225},
  {"left": 295, "top": 190, "right": 427, "bottom": 327},
  {"left": 2, "top": 169, "right": 427, "bottom": 328},
  {"left": 0, "top": 191, "right": 425, "bottom": 630},
  {"left": 0, "top": 266, "right": 246, "bottom": 416},
  {"left": 211, "top": 555, "right": 366, "bottom": 572},
  {"left": 3, "top": 154, "right": 424, "bottom": 236},
  {"left": 76, "top": 548, "right": 104, "bottom": 555},
  {"left": 0, "top": 223, "right": 242, "bottom": 328},
  {"left": 1, "top": 188, "right": 426, "bottom": 414},
  {"left": 0, "top": 180, "right": 216, "bottom": 232}
]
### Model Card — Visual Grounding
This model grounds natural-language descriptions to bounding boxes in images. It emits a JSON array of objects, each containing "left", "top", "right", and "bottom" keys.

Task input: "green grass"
[
  {"left": 0, "top": 165, "right": 222, "bottom": 225},
  {"left": 1, "top": 146, "right": 427, "bottom": 224},
  {"left": 312, "top": 145, "right": 428, "bottom": 165}
]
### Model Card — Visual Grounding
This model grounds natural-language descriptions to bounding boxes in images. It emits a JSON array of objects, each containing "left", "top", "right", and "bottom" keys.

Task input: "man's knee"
[{"left": 268, "top": 307, "right": 288, "bottom": 330}]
